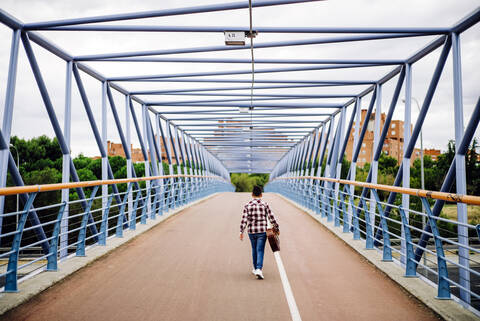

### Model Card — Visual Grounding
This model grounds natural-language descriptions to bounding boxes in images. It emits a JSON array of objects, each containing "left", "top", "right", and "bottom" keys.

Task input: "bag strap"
[{"left": 264, "top": 203, "right": 272, "bottom": 229}]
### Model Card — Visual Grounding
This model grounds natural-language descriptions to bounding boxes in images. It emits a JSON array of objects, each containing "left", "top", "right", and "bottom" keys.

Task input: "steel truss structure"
[{"left": 0, "top": 0, "right": 479, "bottom": 313}]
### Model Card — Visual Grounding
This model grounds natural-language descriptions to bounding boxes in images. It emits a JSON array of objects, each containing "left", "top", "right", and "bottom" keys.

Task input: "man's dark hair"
[{"left": 252, "top": 185, "right": 263, "bottom": 197}]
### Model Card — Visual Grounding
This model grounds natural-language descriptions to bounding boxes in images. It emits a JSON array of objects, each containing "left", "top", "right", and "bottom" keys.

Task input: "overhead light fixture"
[
  {"left": 224, "top": 30, "right": 258, "bottom": 46},
  {"left": 225, "top": 31, "right": 246, "bottom": 45}
]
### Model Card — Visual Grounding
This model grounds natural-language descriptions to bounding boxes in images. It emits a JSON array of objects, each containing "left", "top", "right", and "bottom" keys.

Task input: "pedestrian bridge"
[{"left": 0, "top": 1, "right": 479, "bottom": 320}]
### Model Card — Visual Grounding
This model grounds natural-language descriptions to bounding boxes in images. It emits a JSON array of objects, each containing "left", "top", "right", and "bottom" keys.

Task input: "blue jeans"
[{"left": 248, "top": 232, "right": 267, "bottom": 270}]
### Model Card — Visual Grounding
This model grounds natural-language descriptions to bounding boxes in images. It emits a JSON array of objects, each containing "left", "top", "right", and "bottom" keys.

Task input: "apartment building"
[{"left": 345, "top": 110, "right": 440, "bottom": 167}]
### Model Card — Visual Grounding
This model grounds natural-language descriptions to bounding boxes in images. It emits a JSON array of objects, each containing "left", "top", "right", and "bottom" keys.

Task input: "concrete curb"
[
  {"left": 276, "top": 194, "right": 479, "bottom": 321},
  {"left": 0, "top": 193, "right": 218, "bottom": 316}
]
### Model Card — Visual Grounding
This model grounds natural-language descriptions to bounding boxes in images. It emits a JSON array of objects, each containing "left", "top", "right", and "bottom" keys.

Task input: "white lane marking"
[{"left": 273, "top": 251, "right": 302, "bottom": 321}]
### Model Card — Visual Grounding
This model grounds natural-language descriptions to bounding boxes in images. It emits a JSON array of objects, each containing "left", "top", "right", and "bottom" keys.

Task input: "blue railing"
[
  {"left": 0, "top": 174, "right": 234, "bottom": 293},
  {"left": 266, "top": 176, "right": 480, "bottom": 312}
]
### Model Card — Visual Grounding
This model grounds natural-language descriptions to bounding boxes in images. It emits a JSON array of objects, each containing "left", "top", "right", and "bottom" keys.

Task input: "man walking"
[{"left": 239, "top": 186, "right": 280, "bottom": 279}]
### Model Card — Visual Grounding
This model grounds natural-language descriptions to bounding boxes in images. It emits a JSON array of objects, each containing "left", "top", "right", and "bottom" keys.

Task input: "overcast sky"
[{"left": 0, "top": 0, "right": 479, "bottom": 162}]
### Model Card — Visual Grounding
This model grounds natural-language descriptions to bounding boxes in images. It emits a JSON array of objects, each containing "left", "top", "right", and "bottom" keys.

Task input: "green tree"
[
  {"left": 24, "top": 167, "right": 62, "bottom": 215},
  {"left": 73, "top": 154, "right": 93, "bottom": 170},
  {"left": 435, "top": 140, "right": 455, "bottom": 189},
  {"left": 340, "top": 156, "right": 351, "bottom": 179},
  {"left": 76, "top": 168, "right": 97, "bottom": 181},
  {"left": 230, "top": 173, "right": 269, "bottom": 192},
  {"left": 108, "top": 156, "right": 126, "bottom": 174},
  {"left": 466, "top": 138, "right": 480, "bottom": 195},
  {"left": 231, "top": 173, "right": 254, "bottom": 192},
  {"left": 378, "top": 152, "right": 398, "bottom": 176},
  {"left": 10, "top": 135, "right": 62, "bottom": 172},
  {"left": 134, "top": 162, "right": 146, "bottom": 177},
  {"left": 87, "top": 158, "right": 102, "bottom": 179},
  {"left": 411, "top": 155, "right": 437, "bottom": 190}
]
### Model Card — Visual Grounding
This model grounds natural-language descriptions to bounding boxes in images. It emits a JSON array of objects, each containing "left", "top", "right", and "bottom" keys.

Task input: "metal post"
[
  {"left": 323, "top": 116, "right": 336, "bottom": 178},
  {"left": 197, "top": 143, "right": 205, "bottom": 196},
  {"left": 308, "top": 127, "right": 320, "bottom": 210},
  {"left": 0, "top": 29, "right": 20, "bottom": 239},
  {"left": 402, "top": 64, "right": 412, "bottom": 267},
  {"left": 60, "top": 61, "right": 72, "bottom": 258},
  {"left": 411, "top": 96, "right": 426, "bottom": 265},
  {"left": 334, "top": 106, "right": 347, "bottom": 226},
  {"left": 154, "top": 114, "right": 165, "bottom": 213},
  {"left": 101, "top": 81, "right": 109, "bottom": 233},
  {"left": 304, "top": 132, "right": 314, "bottom": 176},
  {"left": 164, "top": 120, "right": 174, "bottom": 208},
  {"left": 314, "top": 124, "right": 328, "bottom": 213},
  {"left": 192, "top": 140, "right": 201, "bottom": 197},
  {"left": 302, "top": 133, "right": 314, "bottom": 207},
  {"left": 452, "top": 31, "right": 470, "bottom": 304},
  {"left": 309, "top": 128, "right": 320, "bottom": 177},
  {"left": 179, "top": 130, "right": 190, "bottom": 202},
  {"left": 173, "top": 125, "right": 185, "bottom": 205},
  {"left": 294, "top": 141, "right": 307, "bottom": 203},
  {"left": 323, "top": 116, "right": 337, "bottom": 219},
  {"left": 348, "top": 97, "right": 362, "bottom": 227},
  {"left": 126, "top": 95, "right": 133, "bottom": 221},
  {"left": 327, "top": 114, "right": 342, "bottom": 222},
  {"left": 142, "top": 105, "right": 152, "bottom": 217},
  {"left": 315, "top": 123, "right": 329, "bottom": 177},
  {"left": 144, "top": 107, "right": 160, "bottom": 218},
  {"left": 369, "top": 84, "right": 381, "bottom": 239}
]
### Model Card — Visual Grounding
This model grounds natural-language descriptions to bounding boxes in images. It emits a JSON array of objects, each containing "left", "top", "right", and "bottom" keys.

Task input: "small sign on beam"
[{"left": 225, "top": 31, "right": 246, "bottom": 45}]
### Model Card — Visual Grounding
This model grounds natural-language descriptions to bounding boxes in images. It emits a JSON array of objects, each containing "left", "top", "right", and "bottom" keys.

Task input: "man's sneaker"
[
  {"left": 252, "top": 269, "right": 256, "bottom": 275},
  {"left": 255, "top": 269, "right": 264, "bottom": 279}
]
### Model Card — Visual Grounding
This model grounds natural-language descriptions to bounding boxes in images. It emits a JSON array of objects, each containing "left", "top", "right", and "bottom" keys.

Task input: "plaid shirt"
[{"left": 240, "top": 198, "right": 279, "bottom": 234}]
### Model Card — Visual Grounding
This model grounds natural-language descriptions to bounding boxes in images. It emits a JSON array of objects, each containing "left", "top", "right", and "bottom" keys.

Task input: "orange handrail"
[
  {"left": 0, "top": 174, "right": 223, "bottom": 196},
  {"left": 274, "top": 176, "right": 480, "bottom": 206}
]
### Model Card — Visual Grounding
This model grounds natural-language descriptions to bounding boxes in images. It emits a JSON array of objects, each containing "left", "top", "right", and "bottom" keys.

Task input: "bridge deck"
[{"left": 5, "top": 193, "right": 438, "bottom": 321}]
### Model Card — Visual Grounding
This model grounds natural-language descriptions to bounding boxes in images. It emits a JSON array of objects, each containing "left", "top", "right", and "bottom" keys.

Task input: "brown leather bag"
[{"left": 266, "top": 226, "right": 280, "bottom": 252}]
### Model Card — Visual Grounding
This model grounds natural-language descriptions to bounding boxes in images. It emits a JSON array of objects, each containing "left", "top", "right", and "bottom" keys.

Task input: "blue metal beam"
[
  {"left": 25, "top": 0, "right": 324, "bottom": 29},
  {"left": 141, "top": 96, "right": 355, "bottom": 105},
  {"left": 168, "top": 114, "right": 329, "bottom": 120},
  {"left": 41, "top": 25, "right": 449, "bottom": 34},
  {"left": 90, "top": 57, "right": 404, "bottom": 64},
  {"left": 76, "top": 33, "right": 427, "bottom": 61},
  {"left": 0, "top": 9, "right": 23, "bottom": 29},
  {"left": 151, "top": 93, "right": 356, "bottom": 99},
  {"left": 108, "top": 64, "right": 381, "bottom": 81},
  {"left": 149, "top": 102, "right": 342, "bottom": 108}
]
